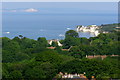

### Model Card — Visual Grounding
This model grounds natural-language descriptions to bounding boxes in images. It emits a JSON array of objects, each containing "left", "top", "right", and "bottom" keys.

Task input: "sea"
[{"left": 2, "top": 12, "right": 117, "bottom": 40}]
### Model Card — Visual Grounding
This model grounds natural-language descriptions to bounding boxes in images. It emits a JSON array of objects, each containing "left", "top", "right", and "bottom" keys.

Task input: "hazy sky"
[
  {"left": 2, "top": 0, "right": 119, "bottom": 2},
  {"left": 2, "top": 2, "right": 118, "bottom": 14}
]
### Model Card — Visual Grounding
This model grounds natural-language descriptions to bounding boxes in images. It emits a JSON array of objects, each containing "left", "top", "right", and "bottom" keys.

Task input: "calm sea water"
[{"left": 2, "top": 12, "right": 117, "bottom": 40}]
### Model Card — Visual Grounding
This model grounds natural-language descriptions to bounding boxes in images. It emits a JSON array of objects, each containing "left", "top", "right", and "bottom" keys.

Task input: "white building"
[{"left": 48, "top": 39, "right": 63, "bottom": 46}]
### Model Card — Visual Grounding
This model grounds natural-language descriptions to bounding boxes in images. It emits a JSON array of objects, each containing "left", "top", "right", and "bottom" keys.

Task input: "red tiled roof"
[
  {"left": 87, "top": 55, "right": 107, "bottom": 59},
  {"left": 47, "top": 47, "right": 56, "bottom": 49},
  {"left": 61, "top": 49, "right": 69, "bottom": 51}
]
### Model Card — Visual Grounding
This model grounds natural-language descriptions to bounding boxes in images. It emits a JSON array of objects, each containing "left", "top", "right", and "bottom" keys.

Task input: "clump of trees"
[
  {"left": 2, "top": 29, "right": 120, "bottom": 79},
  {"left": 62, "top": 30, "right": 120, "bottom": 57},
  {"left": 58, "top": 57, "right": 120, "bottom": 78}
]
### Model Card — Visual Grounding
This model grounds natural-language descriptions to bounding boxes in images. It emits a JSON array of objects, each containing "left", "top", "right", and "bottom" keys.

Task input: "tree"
[
  {"left": 37, "top": 37, "right": 48, "bottom": 47},
  {"left": 25, "top": 67, "right": 46, "bottom": 79},
  {"left": 19, "top": 37, "right": 36, "bottom": 49},
  {"left": 91, "top": 39, "right": 104, "bottom": 47},
  {"left": 54, "top": 46, "right": 62, "bottom": 53},
  {"left": 9, "top": 70, "right": 23, "bottom": 79},
  {"left": 59, "top": 59, "right": 114, "bottom": 78},
  {"left": 40, "top": 62, "right": 57, "bottom": 79},
  {"left": 79, "top": 37, "right": 90, "bottom": 45},
  {"left": 63, "top": 30, "right": 80, "bottom": 48},
  {"left": 63, "top": 37, "right": 81, "bottom": 49},
  {"left": 51, "top": 41, "right": 58, "bottom": 47},
  {"left": 12, "top": 37, "right": 21, "bottom": 42},
  {"left": 2, "top": 39, "right": 21, "bottom": 62},
  {"left": 69, "top": 46, "right": 85, "bottom": 58},
  {"left": 35, "top": 50, "right": 62, "bottom": 66},
  {"left": 2, "top": 65, "right": 9, "bottom": 79},
  {"left": 2, "top": 37, "right": 11, "bottom": 48},
  {"left": 65, "top": 30, "right": 79, "bottom": 38}
]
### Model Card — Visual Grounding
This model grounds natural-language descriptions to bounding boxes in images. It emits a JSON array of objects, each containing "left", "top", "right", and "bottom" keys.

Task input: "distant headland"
[{"left": 76, "top": 23, "right": 120, "bottom": 37}]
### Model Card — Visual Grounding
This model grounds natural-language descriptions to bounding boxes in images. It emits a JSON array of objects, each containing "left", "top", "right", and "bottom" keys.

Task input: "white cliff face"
[
  {"left": 76, "top": 25, "right": 100, "bottom": 36},
  {"left": 90, "top": 27, "right": 96, "bottom": 32},
  {"left": 94, "top": 30, "right": 100, "bottom": 36},
  {"left": 76, "top": 25, "right": 84, "bottom": 32},
  {"left": 82, "top": 27, "right": 88, "bottom": 32}
]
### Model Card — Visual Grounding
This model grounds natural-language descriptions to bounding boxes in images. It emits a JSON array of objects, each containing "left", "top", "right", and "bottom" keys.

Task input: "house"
[
  {"left": 86, "top": 55, "right": 107, "bottom": 60},
  {"left": 47, "top": 39, "right": 63, "bottom": 46},
  {"left": 86, "top": 55, "right": 119, "bottom": 60}
]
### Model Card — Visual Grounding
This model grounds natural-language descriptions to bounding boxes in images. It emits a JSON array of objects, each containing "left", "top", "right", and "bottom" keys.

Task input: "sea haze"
[{"left": 2, "top": 2, "right": 118, "bottom": 40}]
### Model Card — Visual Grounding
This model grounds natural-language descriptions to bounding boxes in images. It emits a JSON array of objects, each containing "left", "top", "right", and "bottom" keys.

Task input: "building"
[
  {"left": 86, "top": 55, "right": 107, "bottom": 60},
  {"left": 55, "top": 72, "right": 88, "bottom": 79},
  {"left": 86, "top": 55, "right": 119, "bottom": 60},
  {"left": 47, "top": 39, "right": 63, "bottom": 46}
]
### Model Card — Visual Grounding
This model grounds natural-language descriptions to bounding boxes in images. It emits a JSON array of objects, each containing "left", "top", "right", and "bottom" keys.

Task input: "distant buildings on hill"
[
  {"left": 54, "top": 72, "right": 96, "bottom": 80},
  {"left": 86, "top": 54, "right": 119, "bottom": 60},
  {"left": 54, "top": 72, "right": 89, "bottom": 79}
]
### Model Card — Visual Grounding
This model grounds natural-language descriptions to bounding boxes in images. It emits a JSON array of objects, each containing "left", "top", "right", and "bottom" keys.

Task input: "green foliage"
[
  {"left": 91, "top": 39, "right": 104, "bottom": 47},
  {"left": 40, "top": 62, "right": 57, "bottom": 79},
  {"left": 25, "top": 66, "right": 46, "bottom": 79},
  {"left": 2, "top": 30, "right": 120, "bottom": 79},
  {"left": 100, "top": 23, "right": 120, "bottom": 32},
  {"left": 65, "top": 30, "right": 79, "bottom": 38},
  {"left": 51, "top": 41, "right": 58, "bottom": 47},
  {"left": 35, "top": 50, "right": 62, "bottom": 66},
  {"left": 79, "top": 37, "right": 90, "bottom": 45},
  {"left": 69, "top": 46, "right": 85, "bottom": 58},
  {"left": 2, "top": 37, "right": 11, "bottom": 47},
  {"left": 37, "top": 37, "right": 48, "bottom": 47},
  {"left": 63, "top": 37, "right": 81, "bottom": 49},
  {"left": 98, "top": 33, "right": 118, "bottom": 42},
  {"left": 63, "top": 37, "right": 76, "bottom": 48},
  {"left": 3, "top": 39, "right": 20, "bottom": 53},
  {"left": 64, "top": 30, "right": 83, "bottom": 48},
  {"left": 9, "top": 70, "right": 23, "bottom": 79},
  {"left": 12, "top": 37, "right": 21, "bottom": 43},
  {"left": 59, "top": 58, "right": 119, "bottom": 78},
  {"left": 54, "top": 46, "right": 62, "bottom": 53},
  {"left": 63, "top": 30, "right": 90, "bottom": 49},
  {"left": 2, "top": 67, "right": 9, "bottom": 78}
]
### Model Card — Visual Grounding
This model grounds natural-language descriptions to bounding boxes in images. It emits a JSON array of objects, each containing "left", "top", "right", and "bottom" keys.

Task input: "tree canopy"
[{"left": 2, "top": 30, "right": 120, "bottom": 79}]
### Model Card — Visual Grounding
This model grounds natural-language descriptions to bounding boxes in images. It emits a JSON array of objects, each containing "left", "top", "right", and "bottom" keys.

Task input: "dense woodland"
[{"left": 1, "top": 24, "right": 120, "bottom": 79}]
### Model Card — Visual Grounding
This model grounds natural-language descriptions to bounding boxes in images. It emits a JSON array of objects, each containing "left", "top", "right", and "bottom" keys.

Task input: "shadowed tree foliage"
[
  {"left": 37, "top": 37, "right": 48, "bottom": 47},
  {"left": 2, "top": 29, "right": 120, "bottom": 79},
  {"left": 59, "top": 57, "right": 120, "bottom": 78},
  {"left": 65, "top": 30, "right": 79, "bottom": 38}
]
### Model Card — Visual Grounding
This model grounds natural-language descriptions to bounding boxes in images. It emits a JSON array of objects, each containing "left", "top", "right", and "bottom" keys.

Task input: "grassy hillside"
[{"left": 100, "top": 23, "right": 120, "bottom": 32}]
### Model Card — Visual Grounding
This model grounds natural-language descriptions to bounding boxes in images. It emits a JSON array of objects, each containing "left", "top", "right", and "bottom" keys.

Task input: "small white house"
[{"left": 48, "top": 39, "right": 63, "bottom": 46}]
